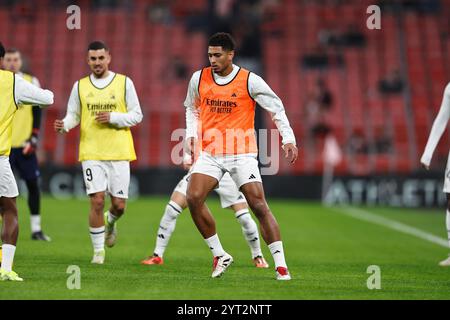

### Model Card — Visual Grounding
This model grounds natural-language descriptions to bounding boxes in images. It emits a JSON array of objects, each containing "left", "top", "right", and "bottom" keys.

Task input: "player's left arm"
[
  {"left": 248, "top": 73, "right": 298, "bottom": 164},
  {"left": 96, "top": 77, "right": 143, "bottom": 127},
  {"left": 420, "top": 82, "right": 450, "bottom": 169}
]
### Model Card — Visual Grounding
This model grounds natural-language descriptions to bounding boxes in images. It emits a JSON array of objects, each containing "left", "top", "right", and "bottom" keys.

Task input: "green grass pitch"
[{"left": 0, "top": 195, "right": 449, "bottom": 299}]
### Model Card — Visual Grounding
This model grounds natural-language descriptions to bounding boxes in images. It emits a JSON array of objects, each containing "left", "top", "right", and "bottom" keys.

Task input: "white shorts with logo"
[
  {"left": 174, "top": 171, "right": 247, "bottom": 208},
  {"left": 444, "top": 152, "right": 450, "bottom": 193},
  {"left": 81, "top": 160, "right": 130, "bottom": 198},
  {"left": 0, "top": 156, "right": 19, "bottom": 198},
  {"left": 190, "top": 152, "right": 262, "bottom": 189}
]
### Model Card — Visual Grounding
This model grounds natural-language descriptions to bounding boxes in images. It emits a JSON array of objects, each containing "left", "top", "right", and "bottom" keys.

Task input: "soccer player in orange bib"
[{"left": 185, "top": 33, "right": 298, "bottom": 280}]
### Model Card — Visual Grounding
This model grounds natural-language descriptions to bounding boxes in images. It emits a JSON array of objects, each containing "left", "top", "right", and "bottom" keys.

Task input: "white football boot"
[
  {"left": 211, "top": 252, "right": 234, "bottom": 278},
  {"left": 438, "top": 255, "right": 450, "bottom": 267},
  {"left": 275, "top": 266, "right": 292, "bottom": 280},
  {"left": 91, "top": 249, "right": 105, "bottom": 264}
]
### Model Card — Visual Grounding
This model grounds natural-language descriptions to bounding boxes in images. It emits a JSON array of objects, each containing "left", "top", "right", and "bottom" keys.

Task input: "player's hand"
[
  {"left": 54, "top": 119, "right": 65, "bottom": 133},
  {"left": 282, "top": 143, "right": 298, "bottom": 164},
  {"left": 23, "top": 133, "right": 38, "bottom": 155},
  {"left": 421, "top": 162, "right": 430, "bottom": 170},
  {"left": 95, "top": 112, "right": 111, "bottom": 123}
]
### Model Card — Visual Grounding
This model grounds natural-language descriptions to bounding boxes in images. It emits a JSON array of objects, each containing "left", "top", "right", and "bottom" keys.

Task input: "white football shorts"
[
  {"left": 190, "top": 152, "right": 262, "bottom": 189},
  {"left": 81, "top": 160, "right": 130, "bottom": 198},
  {"left": 0, "top": 156, "right": 19, "bottom": 198},
  {"left": 174, "top": 171, "right": 247, "bottom": 208}
]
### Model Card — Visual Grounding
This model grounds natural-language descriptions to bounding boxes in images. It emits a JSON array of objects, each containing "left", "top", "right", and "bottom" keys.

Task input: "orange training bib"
[{"left": 198, "top": 67, "right": 257, "bottom": 155}]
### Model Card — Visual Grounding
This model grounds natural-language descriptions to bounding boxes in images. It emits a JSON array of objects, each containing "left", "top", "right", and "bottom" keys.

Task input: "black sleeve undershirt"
[{"left": 32, "top": 105, "right": 42, "bottom": 131}]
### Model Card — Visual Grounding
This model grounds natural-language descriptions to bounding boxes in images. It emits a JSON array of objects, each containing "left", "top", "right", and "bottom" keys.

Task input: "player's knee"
[
  {"left": 112, "top": 202, "right": 126, "bottom": 215},
  {"left": 248, "top": 198, "right": 269, "bottom": 217},
  {"left": 186, "top": 191, "right": 203, "bottom": 208},
  {"left": 1, "top": 200, "right": 18, "bottom": 216},
  {"left": 1, "top": 211, "right": 18, "bottom": 240},
  {"left": 90, "top": 193, "right": 105, "bottom": 211}
]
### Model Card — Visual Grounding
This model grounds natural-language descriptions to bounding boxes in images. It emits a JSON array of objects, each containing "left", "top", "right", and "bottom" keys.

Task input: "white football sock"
[
  {"left": 268, "top": 241, "right": 288, "bottom": 269},
  {"left": 89, "top": 226, "right": 105, "bottom": 253},
  {"left": 446, "top": 210, "right": 450, "bottom": 249},
  {"left": 106, "top": 211, "right": 119, "bottom": 225},
  {"left": 30, "top": 215, "right": 42, "bottom": 233},
  {"left": 153, "top": 201, "right": 182, "bottom": 257},
  {"left": 0, "top": 244, "right": 16, "bottom": 272},
  {"left": 235, "top": 209, "right": 263, "bottom": 259},
  {"left": 205, "top": 234, "right": 225, "bottom": 257}
]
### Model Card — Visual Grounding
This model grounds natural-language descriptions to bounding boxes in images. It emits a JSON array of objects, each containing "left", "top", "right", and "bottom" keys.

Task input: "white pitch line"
[{"left": 331, "top": 206, "right": 449, "bottom": 248}]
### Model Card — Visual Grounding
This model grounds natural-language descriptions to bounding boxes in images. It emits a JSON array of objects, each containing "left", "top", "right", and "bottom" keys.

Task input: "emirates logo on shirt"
[
  {"left": 205, "top": 98, "right": 237, "bottom": 108},
  {"left": 204, "top": 98, "right": 237, "bottom": 114}
]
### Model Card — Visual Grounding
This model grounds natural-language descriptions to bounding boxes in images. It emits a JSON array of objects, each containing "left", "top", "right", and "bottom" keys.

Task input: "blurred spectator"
[
  {"left": 10, "top": 0, "right": 36, "bottom": 21},
  {"left": 233, "top": 0, "right": 264, "bottom": 74},
  {"left": 207, "top": 0, "right": 235, "bottom": 35},
  {"left": 304, "top": 78, "right": 333, "bottom": 122},
  {"left": 373, "top": 128, "right": 392, "bottom": 154},
  {"left": 378, "top": 69, "right": 404, "bottom": 94},
  {"left": 302, "top": 46, "right": 329, "bottom": 69},
  {"left": 378, "top": 0, "right": 439, "bottom": 13},
  {"left": 93, "top": 0, "right": 118, "bottom": 9},
  {"left": 405, "top": 0, "right": 438, "bottom": 12},
  {"left": 148, "top": 1, "right": 174, "bottom": 25},
  {"left": 304, "top": 78, "right": 334, "bottom": 149},
  {"left": 316, "top": 78, "right": 333, "bottom": 111},
  {"left": 163, "top": 56, "right": 189, "bottom": 83},
  {"left": 185, "top": 10, "right": 209, "bottom": 33},
  {"left": 319, "top": 24, "right": 365, "bottom": 48},
  {"left": 173, "top": 56, "right": 188, "bottom": 80},
  {"left": 342, "top": 24, "right": 366, "bottom": 47},
  {"left": 318, "top": 27, "right": 343, "bottom": 47},
  {"left": 347, "top": 129, "right": 368, "bottom": 154}
]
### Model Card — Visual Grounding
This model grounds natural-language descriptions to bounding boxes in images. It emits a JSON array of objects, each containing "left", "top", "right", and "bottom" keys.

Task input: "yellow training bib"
[
  {"left": 78, "top": 73, "right": 136, "bottom": 161},
  {"left": 0, "top": 70, "right": 18, "bottom": 156},
  {"left": 11, "top": 73, "right": 33, "bottom": 148}
]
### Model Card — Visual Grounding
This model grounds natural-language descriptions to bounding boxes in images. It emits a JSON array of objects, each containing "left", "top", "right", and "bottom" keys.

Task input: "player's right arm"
[
  {"left": 14, "top": 74, "right": 54, "bottom": 106},
  {"left": 420, "top": 82, "right": 450, "bottom": 169},
  {"left": 184, "top": 71, "right": 201, "bottom": 164},
  {"left": 54, "top": 82, "right": 80, "bottom": 133}
]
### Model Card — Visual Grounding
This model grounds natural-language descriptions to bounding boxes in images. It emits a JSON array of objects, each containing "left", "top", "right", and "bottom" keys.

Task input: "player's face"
[
  {"left": 87, "top": 49, "right": 111, "bottom": 77},
  {"left": 3, "top": 52, "right": 22, "bottom": 73},
  {"left": 208, "top": 46, "right": 234, "bottom": 74}
]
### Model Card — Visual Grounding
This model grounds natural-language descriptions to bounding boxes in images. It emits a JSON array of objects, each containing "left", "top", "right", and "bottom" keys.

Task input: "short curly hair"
[{"left": 208, "top": 32, "right": 236, "bottom": 51}]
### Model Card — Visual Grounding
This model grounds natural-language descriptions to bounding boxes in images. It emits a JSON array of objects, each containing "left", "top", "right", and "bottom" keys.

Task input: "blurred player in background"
[
  {"left": 185, "top": 33, "right": 298, "bottom": 280},
  {"left": 54, "top": 41, "right": 142, "bottom": 264},
  {"left": 420, "top": 82, "right": 450, "bottom": 267},
  {"left": 2, "top": 48, "right": 51, "bottom": 241},
  {"left": 141, "top": 158, "right": 269, "bottom": 268},
  {"left": 0, "top": 41, "right": 54, "bottom": 281}
]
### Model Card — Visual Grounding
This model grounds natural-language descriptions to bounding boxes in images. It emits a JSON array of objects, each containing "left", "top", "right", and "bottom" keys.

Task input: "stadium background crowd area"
[{"left": 1, "top": 0, "right": 450, "bottom": 197}]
